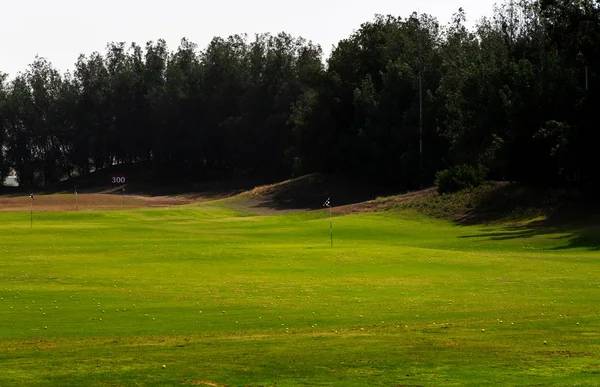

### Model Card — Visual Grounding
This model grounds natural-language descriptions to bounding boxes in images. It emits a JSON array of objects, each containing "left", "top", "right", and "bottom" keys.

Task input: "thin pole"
[
  {"left": 329, "top": 205, "right": 333, "bottom": 248},
  {"left": 30, "top": 195, "right": 33, "bottom": 228},
  {"left": 75, "top": 189, "right": 78, "bottom": 211},
  {"left": 418, "top": 11, "right": 423, "bottom": 190},
  {"left": 324, "top": 197, "right": 332, "bottom": 247}
]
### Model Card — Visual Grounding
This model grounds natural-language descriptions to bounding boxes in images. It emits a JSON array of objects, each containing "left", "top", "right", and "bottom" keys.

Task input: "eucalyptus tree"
[
  {"left": 73, "top": 52, "right": 111, "bottom": 173},
  {"left": 5, "top": 75, "right": 35, "bottom": 187},
  {"left": 23, "top": 57, "right": 70, "bottom": 185},
  {"left": 0, "top": 73, "right": 9, "bottom": 184}
]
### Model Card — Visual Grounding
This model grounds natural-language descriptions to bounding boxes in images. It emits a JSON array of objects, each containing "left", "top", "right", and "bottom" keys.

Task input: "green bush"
[{"left": 435, "top": 164, "right": 487, "bottom": 194}]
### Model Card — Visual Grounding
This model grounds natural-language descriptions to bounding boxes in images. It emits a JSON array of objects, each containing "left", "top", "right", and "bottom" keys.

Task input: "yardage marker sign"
[{"left": 111, "top": 175, "right": 126, "bottom": 184}]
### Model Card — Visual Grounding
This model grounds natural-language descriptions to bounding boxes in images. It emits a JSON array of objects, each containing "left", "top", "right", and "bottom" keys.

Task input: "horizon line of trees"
[{"left": 1, "top": 0, "right": 598, "bottom": 191}]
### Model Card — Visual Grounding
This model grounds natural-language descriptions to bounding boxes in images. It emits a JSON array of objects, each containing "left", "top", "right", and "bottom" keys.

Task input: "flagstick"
[
  {"left": 30, "top": 196, "right": 33, "bottom": 228},
  {"left": 323, "top": 197, "right": 333, "bottom": 247},
  {"left": 329, "top": 204, "right": 333, "bottom": 248},
  {"left": 75, "top": 190, "right": 78, "bottom": 211}
]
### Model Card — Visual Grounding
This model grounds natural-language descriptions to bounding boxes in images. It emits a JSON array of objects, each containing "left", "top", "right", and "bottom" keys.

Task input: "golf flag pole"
[
  {"left": 29, "top": 193, "right": 34, "bottom": 228},
  {"left": 75, "top": 189, "right": 78, "bottom": 211},
  {"left": 324, "top": 197, "right": 332, "bottom": 247}
]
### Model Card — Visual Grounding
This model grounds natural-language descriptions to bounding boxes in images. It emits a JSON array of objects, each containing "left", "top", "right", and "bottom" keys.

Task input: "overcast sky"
[{"left": 1, "top": 0, "right": 499, "bottom": 77}]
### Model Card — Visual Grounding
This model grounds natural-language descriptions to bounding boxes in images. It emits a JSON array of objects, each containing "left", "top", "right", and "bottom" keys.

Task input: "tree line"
[{"left": 0, "top": 0, "right": 598, "bottom": 191}]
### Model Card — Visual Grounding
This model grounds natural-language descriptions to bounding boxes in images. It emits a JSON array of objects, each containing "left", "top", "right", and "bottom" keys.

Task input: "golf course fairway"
[{"left": 0, "top": 200, "right": 598, "bottom": 386}]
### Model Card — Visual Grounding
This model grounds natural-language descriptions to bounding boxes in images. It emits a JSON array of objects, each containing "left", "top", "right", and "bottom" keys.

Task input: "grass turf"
[{"left": 0, "top": 200, "right": 599, "bottom": 386}]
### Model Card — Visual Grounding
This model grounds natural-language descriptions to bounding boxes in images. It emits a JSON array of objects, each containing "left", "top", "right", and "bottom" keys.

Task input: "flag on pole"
[
  {"left": 324, "top": 197, "right": 333, "bottom": 247},
  {"left": 29, "top": 193, "right": 34, "bottom": 228}
]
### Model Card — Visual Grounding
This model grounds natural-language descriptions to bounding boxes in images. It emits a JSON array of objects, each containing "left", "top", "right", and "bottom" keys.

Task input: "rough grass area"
[
  {"left": 224, "top": 173, "right": 399, "bottom": 214},
  {"left": 0, "top": 196, "right": 599, "bottom": 386},
  {"left": 0, "top": 193, "right": 195, "bottom": 212},
  {"left": 396, "top": 182, "right": 595, "bottom": 224}
]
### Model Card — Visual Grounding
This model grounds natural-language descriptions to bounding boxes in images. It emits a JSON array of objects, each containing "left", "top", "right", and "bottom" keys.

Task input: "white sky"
[{"left": 0, "top": 0, "right": 499, "bottom": 77}]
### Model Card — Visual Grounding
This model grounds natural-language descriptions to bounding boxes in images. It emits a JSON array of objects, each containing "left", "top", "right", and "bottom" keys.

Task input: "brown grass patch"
[
  {"left": 331, "top": 188, "right": 437, "bottom": 216},
  {"left": 182, "top": 380, "right": 228, "bottom": 386},
  {"left": 0, "top": 193, "right": 195, "bottom": 212}
]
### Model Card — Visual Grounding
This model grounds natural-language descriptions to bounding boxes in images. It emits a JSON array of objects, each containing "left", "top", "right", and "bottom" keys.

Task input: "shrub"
[{"left": 435, "top": 164, "right": 487, "bottom": 194}]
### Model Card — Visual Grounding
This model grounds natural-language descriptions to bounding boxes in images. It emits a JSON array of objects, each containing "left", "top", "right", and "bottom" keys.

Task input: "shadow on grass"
[
  {"left": 244, "top": 174, "right": 397, "bottom": 213},
  {"left": 458, "top": 223, "right": 600, "bottom": 251},
  {"left": 456, "top": 184, "right": 600, "bottom": 251}
]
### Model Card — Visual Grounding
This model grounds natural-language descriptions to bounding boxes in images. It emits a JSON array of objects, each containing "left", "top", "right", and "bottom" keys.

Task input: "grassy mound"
[
  {"left": 396, "top": 182, "right": 595, "bottom": 223},
  {"left": 225, "top": 173, "right": 398, "bottom": 214}
]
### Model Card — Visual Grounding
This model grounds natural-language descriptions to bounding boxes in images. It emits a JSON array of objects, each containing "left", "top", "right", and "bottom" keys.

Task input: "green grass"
[{"left": 0, "top": 201, "right": 599, "bottom": 386}]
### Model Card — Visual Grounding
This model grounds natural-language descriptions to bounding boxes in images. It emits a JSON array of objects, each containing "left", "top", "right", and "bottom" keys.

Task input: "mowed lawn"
[{"left": 0, "top": 200, "right": 599, "bottom": 386}]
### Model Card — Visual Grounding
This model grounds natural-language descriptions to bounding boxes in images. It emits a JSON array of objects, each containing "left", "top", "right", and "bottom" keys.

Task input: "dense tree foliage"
[{"left": 0, "top": 0, "right": 598, "bottom": 191}]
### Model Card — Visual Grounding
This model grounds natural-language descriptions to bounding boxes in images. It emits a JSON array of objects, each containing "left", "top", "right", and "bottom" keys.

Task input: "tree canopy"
[{"left": 1, "top": 0, "right": 598, "bottom": 192}]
